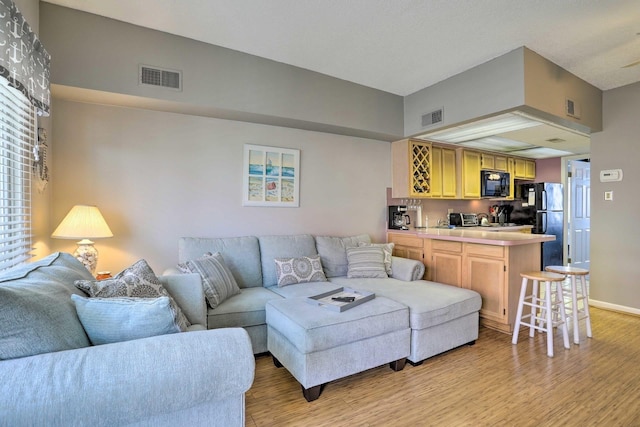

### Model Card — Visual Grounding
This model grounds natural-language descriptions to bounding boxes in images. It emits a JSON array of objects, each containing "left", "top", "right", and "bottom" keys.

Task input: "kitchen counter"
[
  {"left": 390, "top": 227, "right": 552, "bottom": 246},
  {"left": 388, "top": 227, "right": 553, "bottom": 334}
]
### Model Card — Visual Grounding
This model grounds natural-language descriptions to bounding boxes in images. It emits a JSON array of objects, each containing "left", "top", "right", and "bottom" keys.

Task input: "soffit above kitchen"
[
  {"left": 406, "top": 48, "right": 601, "bottom": 159},
  {"left": 416, "top": 111, "right": 590, "bottom": 159}
]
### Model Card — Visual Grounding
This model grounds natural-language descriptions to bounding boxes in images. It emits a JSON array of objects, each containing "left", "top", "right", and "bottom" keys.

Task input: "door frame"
[{"left": 561, "top": 154, "right": 591, "bottom": 266}]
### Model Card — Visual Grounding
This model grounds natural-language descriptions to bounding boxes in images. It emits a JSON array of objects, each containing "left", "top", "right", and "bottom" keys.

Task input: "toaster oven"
[{"left": 448, "top": 213, "right": 479, "bottom": 227}]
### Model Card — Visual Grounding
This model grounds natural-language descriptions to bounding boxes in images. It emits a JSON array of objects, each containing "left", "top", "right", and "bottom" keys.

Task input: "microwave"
[{"left": 481, "top": 170, "right": 510, "bottom": 198}]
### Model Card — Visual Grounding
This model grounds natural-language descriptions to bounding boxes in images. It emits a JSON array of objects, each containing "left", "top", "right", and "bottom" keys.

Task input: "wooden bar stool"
[
  {"left": 545, "top": 265, "right": 592, "bottom": 344},
  {"left": 512, "top": 271, "right": 570, "bottom": 357}
]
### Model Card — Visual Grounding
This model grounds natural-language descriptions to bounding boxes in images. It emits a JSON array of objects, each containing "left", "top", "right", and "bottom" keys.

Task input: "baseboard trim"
[{"left": 590, "top": 299, "right": 640, "bottom": 316}]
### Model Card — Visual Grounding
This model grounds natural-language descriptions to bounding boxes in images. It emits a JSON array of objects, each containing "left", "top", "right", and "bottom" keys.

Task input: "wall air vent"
[
  {"left": 566, "top": 98, "right": 581, "bottom": 119},
  {"left": 139, "top": 65, "right": 182, "bottom": 91},
  {"left": 421, "top": 108, "right": 444, "bottom": 128}
]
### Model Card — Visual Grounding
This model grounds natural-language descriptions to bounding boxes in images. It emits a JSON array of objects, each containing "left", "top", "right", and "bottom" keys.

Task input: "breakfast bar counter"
[
  {"left": 387, "top": 229, "right": 555, "bottom": 334},
  {"left": 392, "top": 227, "right": 551, "bottom": 246}
]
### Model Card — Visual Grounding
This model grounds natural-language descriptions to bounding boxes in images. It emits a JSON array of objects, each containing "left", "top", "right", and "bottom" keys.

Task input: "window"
[{"left": 0, "top": 78, "right": 36, "bottom": 270}]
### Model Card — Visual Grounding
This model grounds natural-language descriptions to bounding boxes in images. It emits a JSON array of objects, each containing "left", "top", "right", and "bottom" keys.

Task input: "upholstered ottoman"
[{"left": 266, "top": 296, "right": 410, "bottom": 401}]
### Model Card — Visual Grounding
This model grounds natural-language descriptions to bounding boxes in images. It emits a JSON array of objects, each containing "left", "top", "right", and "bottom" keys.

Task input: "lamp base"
[{"left": 74, "top": 239, "right": 98, "bottom": 275}]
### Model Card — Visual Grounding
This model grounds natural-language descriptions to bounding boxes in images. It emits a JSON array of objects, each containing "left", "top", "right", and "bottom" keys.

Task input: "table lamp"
[{"left": 51, "top": 205, "right": 113, "bottom": 275}]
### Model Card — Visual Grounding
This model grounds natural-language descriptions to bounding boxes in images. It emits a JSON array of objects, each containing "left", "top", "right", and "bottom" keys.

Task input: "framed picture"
[{"left": 243, "top": 144, "right": 300, "bottom": 207}]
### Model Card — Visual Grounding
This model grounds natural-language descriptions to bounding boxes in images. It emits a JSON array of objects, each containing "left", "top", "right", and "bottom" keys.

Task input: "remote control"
[{"left": 331, "top": 296, "right": 356, "bottom": 303}]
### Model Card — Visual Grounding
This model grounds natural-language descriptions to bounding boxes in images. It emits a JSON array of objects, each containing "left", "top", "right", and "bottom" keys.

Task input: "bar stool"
[
  {"left": 545, "top": 265, "right": 592, "bottom": 344},
  {"left": 512, "top": 271, "right": 570, "bottom": 357}
]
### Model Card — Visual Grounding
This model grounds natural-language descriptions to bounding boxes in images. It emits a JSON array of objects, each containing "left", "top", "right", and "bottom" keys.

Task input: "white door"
[{"left": 568, "top": 159, "right": 590, "bottom": 270}]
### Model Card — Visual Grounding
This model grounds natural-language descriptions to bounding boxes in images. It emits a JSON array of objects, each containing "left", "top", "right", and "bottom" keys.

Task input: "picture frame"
[{"left": 243, "top": 144, "right": 300, "bottom": 207}]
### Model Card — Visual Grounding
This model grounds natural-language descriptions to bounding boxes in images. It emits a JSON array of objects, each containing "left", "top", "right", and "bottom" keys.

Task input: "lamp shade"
[{"left": 51, "top": 205, "right": 113, "bottom": 239}]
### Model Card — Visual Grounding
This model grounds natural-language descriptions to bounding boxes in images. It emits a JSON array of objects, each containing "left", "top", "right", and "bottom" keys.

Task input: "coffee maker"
[{"left": 388, "top": 205, "right": 411, "bottom": 230}]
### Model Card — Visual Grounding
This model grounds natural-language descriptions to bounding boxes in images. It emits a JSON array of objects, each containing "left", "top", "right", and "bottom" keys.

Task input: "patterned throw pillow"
[
  {"left": 75, "top": 259, "right": 190, "bottom": 332},
  {"left": 274, "top": 255, "right": 328, "bottom": 287},
  {"left": 358, "top": 242, "right": 394, "bottom": 275},
  {"left": 71, "top": 295, "right": 181, "bottom": 345},
  {"left": 346, "top": 246, "right": 388, "bottom": 279},
  {"left": 177, "top": 252, "right": 241, "bottom": 309}
]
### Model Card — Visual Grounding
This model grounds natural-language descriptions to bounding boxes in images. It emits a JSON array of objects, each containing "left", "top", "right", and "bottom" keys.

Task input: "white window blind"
[{"left": 0, "top": 78, "right": 36, "bottom": 270}]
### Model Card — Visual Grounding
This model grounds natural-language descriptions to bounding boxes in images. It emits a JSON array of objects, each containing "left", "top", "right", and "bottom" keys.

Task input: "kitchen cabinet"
[
  {"left": 423, "top": 239, "right": 462, "bottom": 287},
  {"left": 494, "top": 155, "right": 508, "bottom": 171},
  {"left": 514, "top": 158, "right": 536, "bottom": 179},
  {"left": 387, "top": 233, "right": 425, "bottom": 267},
  {"left": 506, "top": 157, "right": 516, "bottom": 200},
  {"left": 430, "top": 146, "right": 457, "bottom": 198},
  {"left": 480, "top": 153, "right": 494, "bottom": 170},
  {"left": 460, "top": 150, "right": 481, "bottom": 199},
  {"left": 419, "top": 236, "right": 544, "bottom": 333},
  {"left": 481, "top": 153, "right": 508, "bottom": 171},
  {"left": 391, "top": 139, "right": 432, "bottom": 198}
]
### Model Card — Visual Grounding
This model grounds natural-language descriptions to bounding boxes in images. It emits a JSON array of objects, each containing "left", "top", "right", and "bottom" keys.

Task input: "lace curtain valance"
[{"left": 0, "top": 0, "right": 50, "bottom": 115}]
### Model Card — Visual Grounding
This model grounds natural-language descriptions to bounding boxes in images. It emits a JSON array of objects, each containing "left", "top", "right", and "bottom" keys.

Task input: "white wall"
[
  {"left": 590, "top": 82, "right": 640, "bottom": 312},
  {"left": 49, "top": 100, "right": 392, "bottom": 274}
]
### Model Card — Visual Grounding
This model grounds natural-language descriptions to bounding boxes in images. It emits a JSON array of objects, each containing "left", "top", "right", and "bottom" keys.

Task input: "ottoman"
[{"left": 266, "top": 296, "right": 410, "bottom": 401}]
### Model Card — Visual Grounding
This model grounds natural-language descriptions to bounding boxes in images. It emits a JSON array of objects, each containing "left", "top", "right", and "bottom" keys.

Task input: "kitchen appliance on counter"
[
  {"left": 511, "top": 182, "right": 564, "bottom": 268},
  {"left": 388, "top": 205, "right": 411, "bottom": 230},
  {"left": 448, "top": 213, "right": 479, "bottom": 227},
  {"left": 481, "top": 170, "right": 510, "bottom": 198}
]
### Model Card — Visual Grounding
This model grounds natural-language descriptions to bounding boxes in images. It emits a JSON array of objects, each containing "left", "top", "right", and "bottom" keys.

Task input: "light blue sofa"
[
  {"left": 178, "top": 234, "right": 482, "bottom": 365},
  {"left": 0, "top": 252, "right": 255, "bottom": 427}
]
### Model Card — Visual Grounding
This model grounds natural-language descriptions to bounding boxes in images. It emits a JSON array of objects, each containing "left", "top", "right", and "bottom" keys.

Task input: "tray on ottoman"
[{"left": 306, "top": 287, "right": 375, "bottom": 312}]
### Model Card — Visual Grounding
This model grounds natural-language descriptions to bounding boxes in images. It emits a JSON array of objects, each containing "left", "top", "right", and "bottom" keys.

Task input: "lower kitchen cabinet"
[
  {"left": 387, "top": 233, "right": 425, "bottom": 271},
  {"left": 423, "top": 239, "right": 542, "bottom": 333},
  {"left": 424, "top": 239, "right": 462, "bottom": 287}
]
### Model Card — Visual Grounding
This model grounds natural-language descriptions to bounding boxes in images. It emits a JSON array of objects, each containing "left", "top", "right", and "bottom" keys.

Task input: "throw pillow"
[
  {"left": 358, "top": 242, "right": 394, "bottom": 275},
  {"left": 274, "top": 255, "right": 328, "bottom": 287},
  {"left": 346, "top": 246, "right": 388, "bottom": 279},
  {"left": 75, "top": 259, "right": 190, "bottom": 332},
  {"left": 315, "top": 234, "right": 372, "bottom": 277},
  {"left": 71, "top": 295, "right": 181, "bottom": 345},
  {"left": 178, "top": 252, "right": 241, "bottom": 309}
]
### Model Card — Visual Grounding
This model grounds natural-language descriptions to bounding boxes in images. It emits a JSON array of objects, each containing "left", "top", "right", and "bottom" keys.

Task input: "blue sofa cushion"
[
  {"left": 72, "top": 295, "right": 181, "bottom": 345},
  {"left": 315, "top": 234, "right": 371, "bottom": 277},
  {"left": 207, "top": 287, "right": 282, "bottom": 329},
  {"left": 0, "top": 252, "right": 94, "bottom": 360},
  {"left": 179, "top": 236, "right": 262, "bottom": 288},
  {"left": 259, "top": 234, "right": 317, "bottom": 287}
]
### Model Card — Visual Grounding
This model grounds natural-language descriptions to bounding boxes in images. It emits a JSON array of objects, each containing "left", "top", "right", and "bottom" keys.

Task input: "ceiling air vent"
[
  {"left": 421, "top": 108, "right": 444, "bottom": 128},
  {"left": 139, "top": 65, "right": 182, "bottom": 91}
]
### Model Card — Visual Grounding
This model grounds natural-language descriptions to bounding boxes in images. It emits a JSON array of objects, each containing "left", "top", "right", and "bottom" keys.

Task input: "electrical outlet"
[{"left": 604, "top": 191, "right": 613, "bottom": 201}]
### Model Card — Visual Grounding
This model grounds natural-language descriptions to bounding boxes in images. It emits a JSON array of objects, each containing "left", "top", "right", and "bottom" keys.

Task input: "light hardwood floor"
[{"left": 245, "top": 307, "right": 640, "bottom": 426}]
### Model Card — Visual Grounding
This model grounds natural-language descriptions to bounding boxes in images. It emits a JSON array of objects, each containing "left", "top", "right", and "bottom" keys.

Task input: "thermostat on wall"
[{"left": 599, "top": 169, "right": 623, "bottom": 182}]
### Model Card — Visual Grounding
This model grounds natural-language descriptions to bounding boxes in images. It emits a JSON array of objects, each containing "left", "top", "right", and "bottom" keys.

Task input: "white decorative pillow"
[
  {"left": 346, "top": 246, "right": 388, "bottom": 279},
  {"left": 274, "top": 255, "right": 328, "bottom": 287},
  {"left": 75, "top": 259, "right": 190, "bottom": 332},
  {"left": 178, "top": 252, "right": 241, "bottom": 309},
  {"left": 71, "top": 295, "right": 181, "bottom": 345},
  {"left": 358, "top": 242, "right": 394, "bottom": 275}
]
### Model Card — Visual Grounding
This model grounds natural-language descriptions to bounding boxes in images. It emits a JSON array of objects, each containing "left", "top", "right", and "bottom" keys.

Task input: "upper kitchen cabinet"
[
  {"left": 392, "top": 139, "right": 432, "bottom": 198},
  {"left": 430, "top": 146, "right": 457, "bottom": 198},
  {"left": 482, "top": 153, "right": 508, "bottom": 172},
  {"left": 513, "top": 158, "right": 536, "bottom": 180},
  {"left": 459, "top": 149, "right": 481, "bottom": 199}
]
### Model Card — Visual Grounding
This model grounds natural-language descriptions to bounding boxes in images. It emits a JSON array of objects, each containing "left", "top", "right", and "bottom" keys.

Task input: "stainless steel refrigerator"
[{"left": 512, "top": 183, "right": 564, "bottom": 269}]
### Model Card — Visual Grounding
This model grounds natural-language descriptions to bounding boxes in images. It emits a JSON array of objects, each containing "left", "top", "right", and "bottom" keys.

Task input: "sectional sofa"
[
  {"left": 176, "top": 234, "right": 482, "bottom": 365},
  {"left": 0, "top": 252, "right": 255, "bottom": 426}
]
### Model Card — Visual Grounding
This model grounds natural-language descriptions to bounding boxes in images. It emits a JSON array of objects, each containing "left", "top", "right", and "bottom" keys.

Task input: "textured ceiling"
[{"left": 43, "top": 0, "right": 640, "bottom": 96}]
